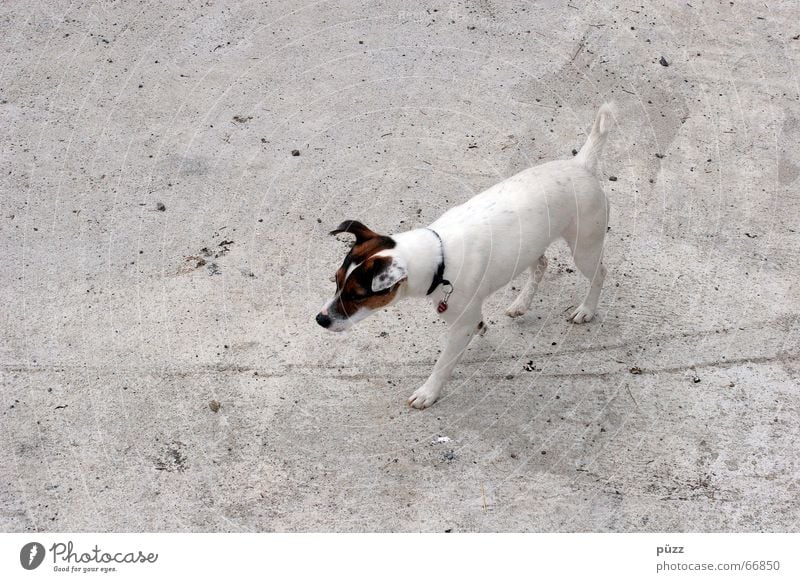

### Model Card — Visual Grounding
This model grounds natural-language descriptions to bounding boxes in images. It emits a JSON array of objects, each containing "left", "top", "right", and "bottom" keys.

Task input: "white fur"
[
  {"left": 371, "top": 257, "right": 408, "bottom": 292},
  {"left": 326, "top": 103, "right": 615, "bottom": 408}
]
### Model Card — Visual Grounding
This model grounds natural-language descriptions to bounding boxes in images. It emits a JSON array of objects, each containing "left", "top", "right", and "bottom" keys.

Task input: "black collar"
[{"left": 425, "top": 228, "right": 451, "bottom": 295}]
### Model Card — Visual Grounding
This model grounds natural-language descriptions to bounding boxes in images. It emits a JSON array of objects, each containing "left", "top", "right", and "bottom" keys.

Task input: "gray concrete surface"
[{"left": 2, "top": 0, "right": 799, "bottom": 532}]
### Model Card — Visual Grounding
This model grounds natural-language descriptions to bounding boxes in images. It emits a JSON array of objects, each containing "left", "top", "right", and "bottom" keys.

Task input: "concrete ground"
[{"left": 1, "top": 0, "right": 799, "bottom": 532}]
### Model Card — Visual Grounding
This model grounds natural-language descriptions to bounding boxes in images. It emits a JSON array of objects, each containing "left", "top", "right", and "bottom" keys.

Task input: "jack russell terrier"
[{"left": 317, "top": 103, "right": 615, "bottom": 408}]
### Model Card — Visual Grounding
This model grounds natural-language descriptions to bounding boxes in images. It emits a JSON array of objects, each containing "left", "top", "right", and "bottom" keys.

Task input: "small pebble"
[
  {"left": 209, "top": 400, "right": 220, "bottom": 413},
  {"left": 659, "top": 56, "right": 669, "bottom": 67},
  {"left": 156, "top": 202, "right": 166, "bottom": 211},
  {"left": 291, "top": 149, "right": 300, "bottom": 156}
]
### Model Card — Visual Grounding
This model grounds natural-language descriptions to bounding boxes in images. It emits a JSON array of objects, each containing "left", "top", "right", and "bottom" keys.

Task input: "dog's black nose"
[{"left": 316, "top": 312, "right": 332, "bottom": 328}]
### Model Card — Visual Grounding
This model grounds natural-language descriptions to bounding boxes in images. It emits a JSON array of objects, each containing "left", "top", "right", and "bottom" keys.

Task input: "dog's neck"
[{"left": 391, "top": 229, "right": 444, "bottom": 298}]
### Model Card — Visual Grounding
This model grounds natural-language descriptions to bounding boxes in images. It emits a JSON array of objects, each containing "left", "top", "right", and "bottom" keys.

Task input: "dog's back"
[{"left": 430, "top": 104, "right": 615, "bottom": 295}]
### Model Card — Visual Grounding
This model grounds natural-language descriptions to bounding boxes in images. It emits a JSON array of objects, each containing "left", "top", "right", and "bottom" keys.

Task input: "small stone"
[
  {"left": 608, "top": 176, "right": 618, "bottom": 181},
  {"left": 209, "top": 400, "right": 220, "bottom": 413},
  {"left": 659, "top": 56, "right": 669, "bottom": 66},
  {"left": 291, "top": 149, "right": 300, "bottom": 156},
  {"left": 156, "top": 202, "right": 166, "bottom": 211}
]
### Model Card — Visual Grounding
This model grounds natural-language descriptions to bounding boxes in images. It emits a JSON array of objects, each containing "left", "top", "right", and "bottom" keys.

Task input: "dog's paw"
[
  {"left": 505, "top": 302, "right": 528, "bottom": 318},
  {"left": 568, "top": 304, "right": 595, "bottom": 324},
  {"left": 408, "top": 385, "right": 441, "bottom": 409}
]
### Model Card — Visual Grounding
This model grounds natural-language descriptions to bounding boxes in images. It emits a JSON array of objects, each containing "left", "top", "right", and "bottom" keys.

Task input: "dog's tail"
[{"left": 574, "top": 102, "right": 615, "bottom": 172}]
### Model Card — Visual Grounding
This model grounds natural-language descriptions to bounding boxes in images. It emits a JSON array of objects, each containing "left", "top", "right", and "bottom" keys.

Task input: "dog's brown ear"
[{"left": 329, "top": 220, "right": 379, "bottom": 244}]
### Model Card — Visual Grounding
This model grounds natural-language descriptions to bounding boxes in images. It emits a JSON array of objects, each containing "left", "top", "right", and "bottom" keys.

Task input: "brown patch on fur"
[
  {"left": 333, "top": 236, "right": 394, "bottom": 291},
  {"left": 331, "top": 221, "right": 396, "bottom": 298},
  {"left": 329, "top": 220, "right": 381, "bottom": 244},
  {"left": 334, "top": 254, "right": 401, "bottom": 317}
]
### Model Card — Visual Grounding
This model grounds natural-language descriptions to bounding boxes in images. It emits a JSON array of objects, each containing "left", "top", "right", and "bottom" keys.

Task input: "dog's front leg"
[{"left": 408, "top": 305, "right": 482, "bottom": 409}]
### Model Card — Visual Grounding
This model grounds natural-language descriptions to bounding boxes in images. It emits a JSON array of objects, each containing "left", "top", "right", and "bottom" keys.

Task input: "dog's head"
[{"left": 317, "top": 220, "right": 407, "bottom": 332}]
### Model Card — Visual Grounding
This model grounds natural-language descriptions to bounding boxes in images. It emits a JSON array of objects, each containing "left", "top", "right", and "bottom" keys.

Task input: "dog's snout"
[{"left": 316, "top": 312, "right": 332, "bottom": 328}]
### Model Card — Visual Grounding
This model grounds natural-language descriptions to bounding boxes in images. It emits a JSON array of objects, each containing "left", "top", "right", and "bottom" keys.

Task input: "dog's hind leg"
[
  {"left": 505, "top": 255, "right": 548, "bottom": 318},
  {"left": 563, "top": 217, "right": 607, "bottom": 324}
]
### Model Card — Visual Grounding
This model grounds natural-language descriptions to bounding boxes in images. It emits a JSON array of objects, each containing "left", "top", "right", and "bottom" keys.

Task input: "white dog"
[{"left": 317, "top": 103, "right": 615, "bottom": 408}]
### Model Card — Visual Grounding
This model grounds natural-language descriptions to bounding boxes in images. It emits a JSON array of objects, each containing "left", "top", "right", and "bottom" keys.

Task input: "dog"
[{"left": 317, "top": 103, "right": 615, "bottom": 408}]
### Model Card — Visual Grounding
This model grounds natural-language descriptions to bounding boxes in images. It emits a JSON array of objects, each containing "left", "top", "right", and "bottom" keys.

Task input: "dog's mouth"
[
  {"left": 316, "top": 309, "right": 353, "bottom": 332},
  {"left": 317, "top": 305, "right": 374, "bottom": 332},
  {"left": 325, "top": 319, "right": 351, "bottom": 333}
]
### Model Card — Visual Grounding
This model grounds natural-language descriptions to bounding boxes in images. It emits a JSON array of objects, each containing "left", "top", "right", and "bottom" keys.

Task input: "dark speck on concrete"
[
  {"left": 659, "top": 56, "right": 669, "bottom": 66},
  {"left": 291, "top": 149, "right": 300, "bottom": 156}
]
